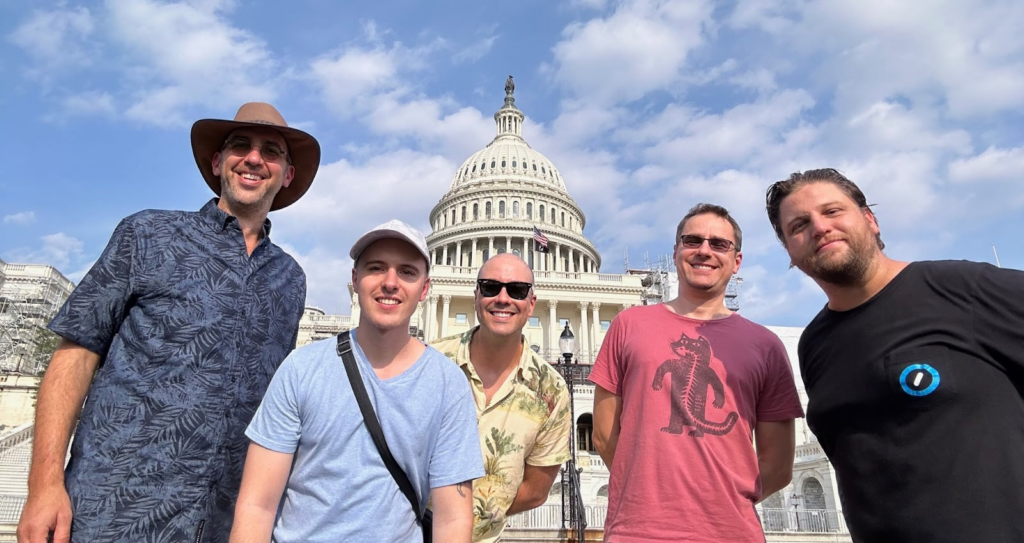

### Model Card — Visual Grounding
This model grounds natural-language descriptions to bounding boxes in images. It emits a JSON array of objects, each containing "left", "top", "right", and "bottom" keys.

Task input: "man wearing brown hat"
[{"left": 17, "top": 103, "right": 319, "bottom": 543}]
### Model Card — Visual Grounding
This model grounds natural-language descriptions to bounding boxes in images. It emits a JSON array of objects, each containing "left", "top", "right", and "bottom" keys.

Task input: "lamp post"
[
  {"left": 790, "top": 493, "right": 802, "bottom": 532},
  {"left": 555, "top": 323, "right": 587, "bottom": 541}
]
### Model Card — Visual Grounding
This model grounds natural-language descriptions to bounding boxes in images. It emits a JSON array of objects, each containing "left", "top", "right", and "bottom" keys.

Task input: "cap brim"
[{"left": 191, "top": 119, "right": 321, "bottom": 211}]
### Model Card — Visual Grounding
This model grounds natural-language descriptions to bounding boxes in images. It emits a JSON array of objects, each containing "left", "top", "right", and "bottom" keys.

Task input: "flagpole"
[{"left": 992, "top": 245, "right": 1001, "bottom": 268}]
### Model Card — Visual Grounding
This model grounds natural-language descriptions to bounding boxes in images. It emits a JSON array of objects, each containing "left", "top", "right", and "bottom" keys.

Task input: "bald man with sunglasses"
[
  {"left": 432, "top": 254, "right": 571, "bottom": 543},
  {"left": 591, "top": 203, "right": 803, "bottom": 543}
]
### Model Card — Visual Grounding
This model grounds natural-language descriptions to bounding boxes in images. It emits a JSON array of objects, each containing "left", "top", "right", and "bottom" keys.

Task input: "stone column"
[
  {"left": 471, "top": 239, "right": 478, "bottom": 268},
  {"left": 441, "top": 244, "right": 449, "bottom": 267},
  {"left": 579, "top": 302, "right": 590, "bottom": 362},
  {"left": 591, "top": 302, "right": 601, "bottom": 356},
  {"left": 488, "top": 237, "right": 495, "bottom": 261},
  {"left": 350, "top": 293, "right": 361, "bottom": 324},
  {"left": 426, "top": 295, "right": 439, "bottom": 340},
  {"left": 506, "top": 237, "right": 511, "bottom": 254},
  {"left": 548, "top": 300, "right": 558, "bottom": 360},
  {"left": 555, "top": 243, "right": 562, "bottom": 272},
  {"left": 454, "top": 241, "right": 462, "bottom": 268},
  {"left": 441, "top": 295, "right": 451, "bottom": 337},
  {"left": 578, "top": 253, "right": 584, "bottom": 274},
  {"left": 430, "top": 249, "right": 436, "bottom": 266}
]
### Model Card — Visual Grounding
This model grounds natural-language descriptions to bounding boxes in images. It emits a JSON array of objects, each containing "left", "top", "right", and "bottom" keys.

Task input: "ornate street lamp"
[
  {"left": 790, "top": 493, "right": 802, "bottom": 532},
  {"left": 559, "top": 322, "right": 576, "bottom": 364},
  {"left": 554, "top": 322, "right": 586, "bottom": 541}
]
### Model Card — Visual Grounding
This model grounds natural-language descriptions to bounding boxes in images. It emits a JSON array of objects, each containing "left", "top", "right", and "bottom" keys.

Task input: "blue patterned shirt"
[{"left": 48, "top": 198, "right": 306, "bottom": 543}]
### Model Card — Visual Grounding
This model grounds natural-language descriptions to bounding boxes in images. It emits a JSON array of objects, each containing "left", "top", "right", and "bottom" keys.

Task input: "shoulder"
[
  {"left": 727, "top": 314, "right": 787, "bottom": 349},
  {"left": 430, "top": 329, "right": 473, "bottom": 360},
  {"left": 609, "top": 304, "right": 659, "bottom": 325},
  {"left": 523, "top": 349, "right": 568, "bottom": 391},
  {"left": 122, "top": 208, "right": 188, "bottom": 229}
]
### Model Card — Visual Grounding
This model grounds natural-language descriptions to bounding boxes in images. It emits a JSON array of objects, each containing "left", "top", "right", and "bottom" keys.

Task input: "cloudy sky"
[{"left": 2, "top": 0, "right": 1021, "bottom": 327}]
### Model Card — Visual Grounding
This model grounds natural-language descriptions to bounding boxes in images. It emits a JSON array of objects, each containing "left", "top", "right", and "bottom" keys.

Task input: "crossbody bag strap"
[{"left": 337, "top": 331, "right": 424, "bottom": 524}]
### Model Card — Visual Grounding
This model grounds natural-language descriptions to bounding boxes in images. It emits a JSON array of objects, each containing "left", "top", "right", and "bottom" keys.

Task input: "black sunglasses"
[
  {"left": 679, "top": 234, "right": 736, "bottom": 253},
  {"left": 476, "top": 279, "right": 533, "bottom": 300}
]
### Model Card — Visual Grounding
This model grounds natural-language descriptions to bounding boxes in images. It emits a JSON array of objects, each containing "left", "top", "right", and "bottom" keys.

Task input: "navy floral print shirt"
[{"left": 48, "top": 199, "right": 306, "bottom": 543}]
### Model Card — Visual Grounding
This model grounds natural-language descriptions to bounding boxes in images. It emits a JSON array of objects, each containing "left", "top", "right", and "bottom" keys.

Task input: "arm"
[
  {"left": 592, "top": 384, "right": 623, "bottom": 468},
  {"left": 505, "top": 464, "right": 561, "bottom": 516},
  {"left": 754, "top": 419, "right": 796, "bottom": 502},
  {"left": 17, "top": 340, "right": 100, "bottom": 543},
  {"left": 429, "top": 480, "right": 474, "bottom": 543},
  {"left": 229, "top": 442, "right": 294, "bottom": 543}
]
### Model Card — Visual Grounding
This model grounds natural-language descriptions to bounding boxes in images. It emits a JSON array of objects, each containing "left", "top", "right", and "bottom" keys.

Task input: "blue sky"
[{"left": 2, "top": 0, "right": 1022, "bottom": 327}]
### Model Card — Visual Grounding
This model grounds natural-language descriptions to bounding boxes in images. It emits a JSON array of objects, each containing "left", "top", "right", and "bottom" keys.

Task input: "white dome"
[{"left": 447, "top": 96, "right": 567, "bottom": 193}]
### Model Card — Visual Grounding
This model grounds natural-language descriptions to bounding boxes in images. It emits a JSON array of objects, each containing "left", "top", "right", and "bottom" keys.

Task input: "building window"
[
  {"left": 600, "top": 320, "right": 611, "bottom": 331},
  {"left": 513, "top": 249, "right": 520, "bottom": 257},
  {"left": 461, "top": 206, "right": 466, "bottom": 222},
  {"left": 499, "top": 201, "right": 506, "bottom": 218},
  {"left": 501, "top": 159, "right": 506, "bottom": 168},
  {"left": 512, "top": 201, "right": 520, "bottom": 218},
  {"left": 451, "top": 209, "right": 456, "bottom": 225},
  {"left": 512, "top": 159, "right": 517, "bottom": 168},
  {"left": 490, "top": 160, "right": 495, "bottom": 169},
  {"left": 577, "top": 414, "right": 595, "bottom": 452},
  {"left": 485, "top": 202, "right": 492, "bottom": 219},
  {"left": 526, "top": 202, "right": 533, "bottom": 219},
  {"left": 528, "top": 317, "right": 540, "bottom": 327},
  {"left": 561, "top": 211, "right": 566, "bottom": 227},
  {"left": 473, "top": 203, "right": 479, "bottom": 220},
  {"left": 551, "top": 208, "right": 556, "bottom": 223},
  {"left": 541, "top": 166, "right": 546, "bottom": 174},
  {"left": 532, "top": 163, "right": 537, "bottom": 171},
  {"left": 472, "top": 164, "right": 477, "bottom": 173},
  {"left": 539, "top": 204, "right": 545, "bottom": 222},
  {"left": 455, "top": 313, "right": 468, "bottom": 324}
]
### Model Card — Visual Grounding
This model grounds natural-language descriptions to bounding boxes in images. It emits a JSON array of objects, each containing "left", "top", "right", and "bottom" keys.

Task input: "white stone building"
[{"left": 0, "top": 262, "right": 75, "bottom": 374}]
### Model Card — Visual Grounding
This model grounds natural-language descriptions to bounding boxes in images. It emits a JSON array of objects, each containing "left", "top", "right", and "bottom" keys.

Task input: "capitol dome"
[{"left": 427, "top": 77, "right": 601, "bottom": 272}]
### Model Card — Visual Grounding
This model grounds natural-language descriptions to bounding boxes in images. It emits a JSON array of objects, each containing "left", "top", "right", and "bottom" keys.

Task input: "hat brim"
[{"left": 191, "top": 119, "right": 321, "bottom": 211}]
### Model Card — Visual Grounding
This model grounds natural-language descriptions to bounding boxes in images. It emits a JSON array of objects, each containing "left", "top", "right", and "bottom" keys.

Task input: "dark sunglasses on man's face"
[
  {"left": 223, "top": 136, "right": 287, "bottom": 163},
  {"left": 477, "top": 279, "right": 533, "bottom": 300},
  {"left": 679, "top": 234, "right": 736, "bottom": 253}
]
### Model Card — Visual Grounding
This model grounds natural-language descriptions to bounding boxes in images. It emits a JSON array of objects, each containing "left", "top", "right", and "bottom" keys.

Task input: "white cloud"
[
  {"left": 548, "top": 0, "right": 714, "bottom": 103},
  {"left": 452, "top": 33, "right": 499, "bottom": 63},
  {"left": 106, "top": 0, "right": 278, "bottom": 126},
  {"left": 53, "top": 91, "right": 117, "bottom": 120},
  {"left": 949, "top": 146, "right": 1024, "bottom": 184},
  {"left": 3, "top": 212, "right": 36, "bottom": 225},
  {"left": 8, "top": 5, "right": 95, "bottom": 73},
  {"left": 6, "top": 233, "right": 85, "bottom": 272}
]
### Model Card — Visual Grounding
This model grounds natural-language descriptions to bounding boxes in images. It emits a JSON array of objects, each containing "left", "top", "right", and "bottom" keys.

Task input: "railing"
[
  {"left": 759, "top": 508, "right": 848, "bottom": 534},
  {"left": 0, "top": 426, "right": 33, "bottom": 458},
  {"left": 0, "top": 495, "right": 26, "bottom": 524},
  {"left": 508, "top": 503, "right": 607, "bottom": 529},
  {"left": 795, "top": 442, "right": 824, "bottom": 459}
]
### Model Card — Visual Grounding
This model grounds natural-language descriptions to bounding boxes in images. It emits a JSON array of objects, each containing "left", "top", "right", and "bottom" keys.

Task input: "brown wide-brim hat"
[{"left": 191, "top": 102, "right": 321, "bottom": 211}]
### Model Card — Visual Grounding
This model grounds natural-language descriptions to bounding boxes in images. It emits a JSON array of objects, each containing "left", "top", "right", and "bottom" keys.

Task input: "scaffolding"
[
  {"left": 0, "top": 264, "right": 75, "bottom": 374},
  {"left": 626, "top": 252, "right": 742, "bottom": 310}
]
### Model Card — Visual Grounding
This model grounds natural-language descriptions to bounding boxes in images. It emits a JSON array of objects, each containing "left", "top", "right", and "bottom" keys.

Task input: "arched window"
[
  {"left": 802, "top": 478, "right": 827, "bottom": 510},
  {"left": 485, "top": 202, "right": 492, "bottom": 219},
  {"left": 526, "top": 202, "right": 533, "bottom": 219},
  {"left": 451, "top": 209, "right": 456, "bottom": 225},
  {"left": 471, "top": 164, "right": 476, "bottom": 173},
  {"left": 532, "top": 163, "right": 537, "bottom": 171},
  {"left": 461, "top": 206, "right": 466, "bottom": 222},
  {"left": 577, "top": 413, "right": 595, "bottom": 452},
  {"left": 512, "top": 201, "right": 520, "bottom": 218},
  {"left": 561, "top": 211, "right": 566, "bottom": 227},
  {"left": 597, "top": 485, "right": 609, "bottom": 499},
  {"left": 512, "top": 159, "right": 517, "bottom": 168},
  {"left": 490, "top": 160, "right": 495, "bottom": 169},
  {"left": 501, "top": 159, "right": 506, "bottom": 168},
  {"left": 551, "top": 208, "right": 556, "bottom": 223},
  {"left": 499, "top": 201, "right": 506, "bottom": 219},
  {"left": 539, "top": 204, "right": 545, "bottom": 222},
  {"left": 473, "top": 203, "right": 479, "bottom": 220}
]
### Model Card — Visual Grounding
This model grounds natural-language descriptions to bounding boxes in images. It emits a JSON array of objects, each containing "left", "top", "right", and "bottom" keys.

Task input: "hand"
[{"left": 17, "top": 484, "right": 73, "bottom": 543}]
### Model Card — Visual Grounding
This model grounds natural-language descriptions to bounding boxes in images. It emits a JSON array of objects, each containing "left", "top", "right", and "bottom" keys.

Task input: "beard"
[{"left": 794, "top": 235, "right": 875, "bottom": 287}]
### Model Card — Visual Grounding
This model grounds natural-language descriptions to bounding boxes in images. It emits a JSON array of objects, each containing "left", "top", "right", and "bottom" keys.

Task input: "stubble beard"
[{"left": 796, "top": 236, "right": 875, "bottom": 287}]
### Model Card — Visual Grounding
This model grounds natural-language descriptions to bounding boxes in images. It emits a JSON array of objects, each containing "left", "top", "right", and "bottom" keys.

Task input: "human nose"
[
  {"left": 382, "top": 268, "right": 399, "bottom": 290},
  {"left": 808, "top": 214, "right": 832, "bottom": 238},
  {"left": 243, "top": 145, "right": 264, "bottom": 166},
  {"left": 696, "top": 239, "right": 714, "bottom": 255}
]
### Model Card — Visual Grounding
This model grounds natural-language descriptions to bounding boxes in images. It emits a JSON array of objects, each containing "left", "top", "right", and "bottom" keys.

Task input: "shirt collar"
[
  {"left": 200, "top": 198, "right": 273, "bottom": 237},
  {"left": 457, "top": 326, "right": 530, "bottom": 381}
]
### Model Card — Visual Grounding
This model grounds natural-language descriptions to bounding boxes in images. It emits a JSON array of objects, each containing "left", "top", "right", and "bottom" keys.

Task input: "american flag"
[{"left": 533, "top": 226, "right": 550, "bottom": 252}]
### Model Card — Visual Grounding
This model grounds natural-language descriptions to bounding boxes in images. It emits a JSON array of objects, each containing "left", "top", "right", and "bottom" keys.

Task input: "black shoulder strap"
[{"left": 337, "top": 331, "right": 423, "bottom": 523}]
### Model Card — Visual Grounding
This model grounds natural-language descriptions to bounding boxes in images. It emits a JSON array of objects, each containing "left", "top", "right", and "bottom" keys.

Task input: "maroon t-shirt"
[{"left": 590, "top": 304, "right": 804, "bottom": 543}]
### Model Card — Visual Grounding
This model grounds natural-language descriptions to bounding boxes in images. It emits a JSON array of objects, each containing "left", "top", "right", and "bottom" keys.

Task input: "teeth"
[
  {"left": 241, "top": 173, "right": 261, "bottom": 181},
  {"left": 378, "top": 299, "right": 399, "bottom": 305},
  {"left": 492, "top": 312, "right": 513, "bottom": 317}
]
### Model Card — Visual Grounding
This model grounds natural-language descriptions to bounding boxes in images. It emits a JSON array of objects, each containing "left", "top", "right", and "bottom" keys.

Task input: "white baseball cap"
[{"left": 349, "top": 219, "right": 431, "bottom": 268}]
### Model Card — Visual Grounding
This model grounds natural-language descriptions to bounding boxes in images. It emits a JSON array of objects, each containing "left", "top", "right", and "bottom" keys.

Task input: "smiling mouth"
[
  {"left": 690, "top": 263, "right": 717, "bottom": 271},
  {"left": 490, "top": 311, "right": 514, "bottom": 318},
  {"left": 377, "top": 298, "right": 400, "bottom": 306}
]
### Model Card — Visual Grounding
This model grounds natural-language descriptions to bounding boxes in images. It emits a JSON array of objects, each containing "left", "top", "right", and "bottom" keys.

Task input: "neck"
[
  {"left": 356, "top": 319, "right": 418, "bottom": 369},
  {"left": 666, "top": 290, "right": 732, "bottom": 320},
  {"left": 818, "top": 255, "right": 909, "bottom": 312},
  {"left": 469, "top": 328, "right": 523, "bottom": 373},
  {"left": 217, "top": 199, "right": 269, "bottom": 255}
]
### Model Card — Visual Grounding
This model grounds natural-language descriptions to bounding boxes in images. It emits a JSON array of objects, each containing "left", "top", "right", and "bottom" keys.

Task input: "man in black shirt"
[{"left": 764, "top": 168, "right": 1024, "bottom": 543}]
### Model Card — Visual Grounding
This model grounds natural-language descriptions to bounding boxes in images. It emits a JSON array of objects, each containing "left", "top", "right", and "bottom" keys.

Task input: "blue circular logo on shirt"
[{"left": 899, "top": 364, "right": 940, "bottom": 396}]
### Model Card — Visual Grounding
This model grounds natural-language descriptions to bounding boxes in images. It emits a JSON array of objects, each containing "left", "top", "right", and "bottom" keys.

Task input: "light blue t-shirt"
[{"left": 246, "top": 328, "right": 484, "bottom": 543}]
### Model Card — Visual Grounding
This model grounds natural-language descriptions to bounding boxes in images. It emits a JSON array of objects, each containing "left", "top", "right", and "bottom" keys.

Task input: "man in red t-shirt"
[{"left": 590, "top": 203, "right": 804, "bottom": 542}]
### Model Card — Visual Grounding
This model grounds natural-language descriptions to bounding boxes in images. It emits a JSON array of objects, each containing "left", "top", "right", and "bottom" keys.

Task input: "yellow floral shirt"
[{"left": 432, "top": 328, "right": 572, "bottom": 543}]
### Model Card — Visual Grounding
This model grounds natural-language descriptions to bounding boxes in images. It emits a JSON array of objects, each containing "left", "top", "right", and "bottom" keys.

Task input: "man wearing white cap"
[
  {"left": 19, "top": 102, "right": 317, "bottom": 543},
  {"left": 231, "top": 220, "right": 484, "bottom": 543}
]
